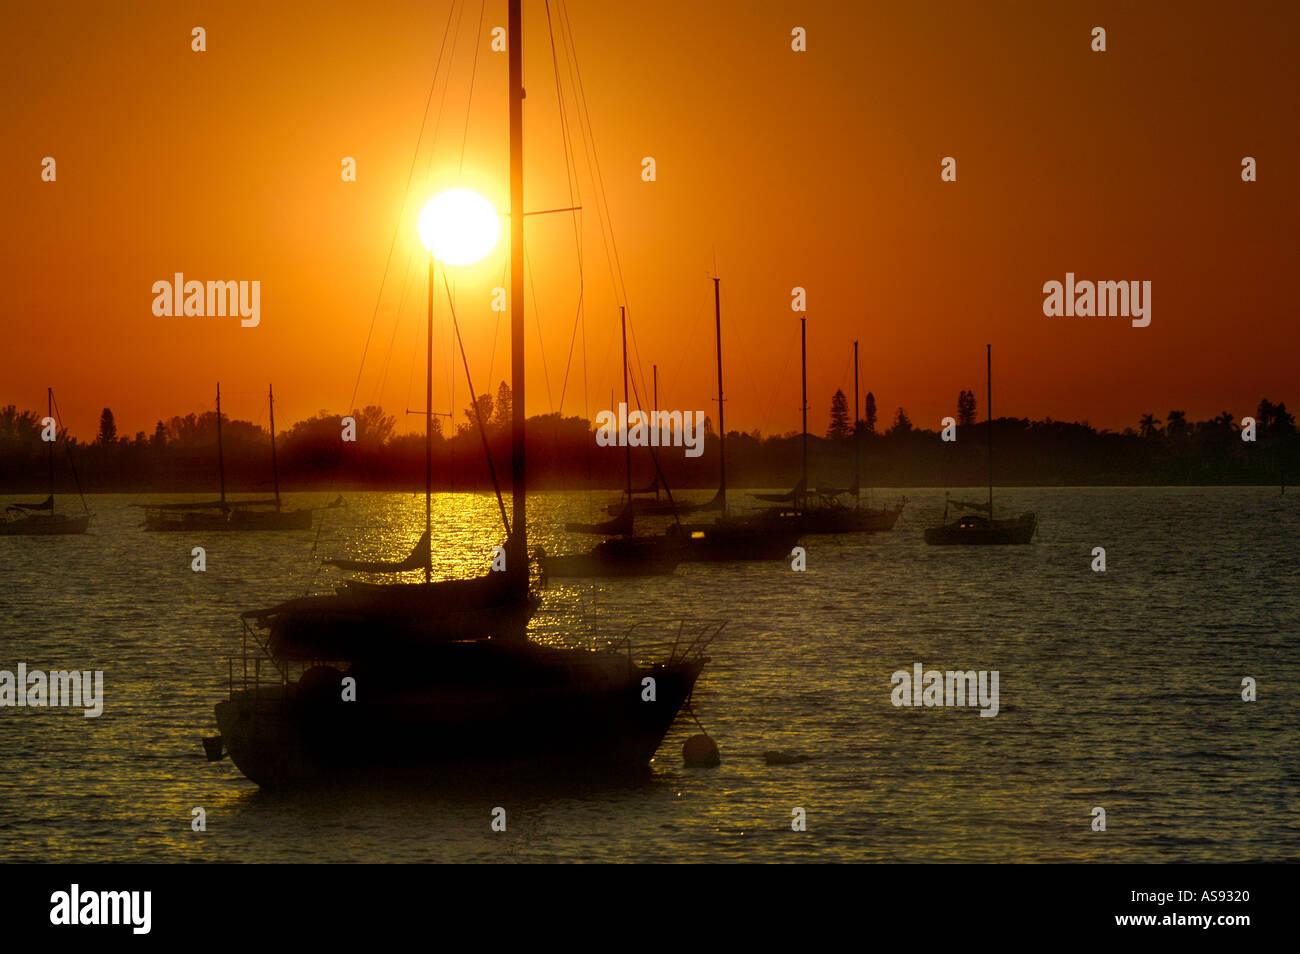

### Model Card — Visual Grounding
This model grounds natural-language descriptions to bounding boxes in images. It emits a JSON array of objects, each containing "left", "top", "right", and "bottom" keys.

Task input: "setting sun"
[{"left": 417, "top": 189, "right": 500, "bottom": 266}]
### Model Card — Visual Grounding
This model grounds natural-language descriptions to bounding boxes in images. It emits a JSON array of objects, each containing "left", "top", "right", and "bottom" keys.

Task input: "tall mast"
[
  {"left": 620, "top": 306, "right": 632, "bottom": 499},
  {"left": 800, "top": 317, "right": 808, "bottom": 511},
  {"left": 425, "top": 259, "right": 434, "bottom": 582},
  {"left": 712, "top": 276, "right": 726, "bottom": 514},
  {"left": 853, "top": 340, "right": 860, "bottom": 503},
  {"left": 216, "top": 383, "right": 226, "bottom": 511},
  {"left": 268, "top": 384, "right": 281, "bottom": 510},
  {"left": 508, "top": 0, "right": 526, "bottom": 587},
  {"left": 47, "top": 387, "right": 54, "bottom": 512},
  {"left": 986, "top": 343, "right": 993, "bottom": 517}
]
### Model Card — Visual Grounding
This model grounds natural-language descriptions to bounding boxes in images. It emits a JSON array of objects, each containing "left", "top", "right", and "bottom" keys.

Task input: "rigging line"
[
  {"left": 49, "top": 393, "right": 88, "bottom": 515},
  {"left": 347, "top": 0, "right": 458, "bottom": 416},
  {"left": 556, "top": 3, "right": 618, "bottom": 316},
  {"left": 556, "top": 2, "right": 655, "bottom": 420},
  {"left": 457, "top": 0, "right": 487, "bottom": 177},
  {"left": 526, "top": 246, "right": 555, "bottom": 413},
  {"left": 418, "top": 0, "right": 469, "bottom": 198},
  {"left": 374, "top": 241, "right": 419, "bottom": 406},
  {"left": 546, "top": 0, "right": 585, "bottom": 416},
  {"left": 561, "top": 1, "right": 630, "bottom": 318},
  {"left": 309, "top": 1, "right": 459, "bottom": 584},
  {"left": 443, "top": 272, "right": 511, "bottom": 538}
]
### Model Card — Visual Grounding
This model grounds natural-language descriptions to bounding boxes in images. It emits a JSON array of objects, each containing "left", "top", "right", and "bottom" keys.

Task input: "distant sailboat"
[
  {"left": 0, "top": 388, "right": 90, "bottom": 536},
  {"left": 541, "top": 307, "right": 684, "bottom": 578},
  {"left": 752, "top": 319, "right": 873, "bottom": 534},
  {"left": 849, "top": 340, "right": 906, "bottom": 530},
  {"left": 675, "top": 277, "right": 802, "bottom": 560},
  {"left": 141, "top": 384, "right": 313, "bottom": 531},
  {"left": 214, "top": 0, "right": 713, "bottom": 786},
  {"left": 924, "top": 345, "right": 1037, "bottom": 545}
]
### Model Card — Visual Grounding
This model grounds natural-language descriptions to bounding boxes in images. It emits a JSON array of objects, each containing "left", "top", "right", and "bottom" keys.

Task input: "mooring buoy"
[{"left": 683, "top": 733, "right": 720, "bottom": 767}]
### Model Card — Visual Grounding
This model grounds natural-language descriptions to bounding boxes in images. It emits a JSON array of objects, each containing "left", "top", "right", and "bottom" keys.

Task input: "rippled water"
[{"left": 1, "top": 488, "right": 1296, "bottom": 862}]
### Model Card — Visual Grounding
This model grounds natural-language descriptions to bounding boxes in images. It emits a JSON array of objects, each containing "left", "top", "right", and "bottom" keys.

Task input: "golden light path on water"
[{"left": 0, "top": 488, "right": 1295, "bottom": 862}]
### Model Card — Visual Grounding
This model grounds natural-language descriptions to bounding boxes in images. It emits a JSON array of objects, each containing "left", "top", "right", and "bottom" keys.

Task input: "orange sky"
[{"left": 2, "top": 0, "right": 1297, "bottom": 440}]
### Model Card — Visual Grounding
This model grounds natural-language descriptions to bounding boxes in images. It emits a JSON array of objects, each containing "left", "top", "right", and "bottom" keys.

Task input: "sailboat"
[
  {"left": 540, "top": 308, "right": 685, "bottom": 578},
  {"left": 0, "top": 388, "right": 90, "bottom": 536},
  {"left": 848, "top": 339, "right": 906, "bottom": 530},
  {"left": 141, "top": 384, "right": 313, "bottom": 531},
  {"left": 924, "top": 345, "right": 1037, "bottom": 545},
  {"left": 674, "top": 277, "right": 803, "bottom": 560},
  {"left": 213, "top": 0, "right": 714, "bottom": 786},
  {"left": 751, "top": 319, "right": 873, "bottom": 534}
]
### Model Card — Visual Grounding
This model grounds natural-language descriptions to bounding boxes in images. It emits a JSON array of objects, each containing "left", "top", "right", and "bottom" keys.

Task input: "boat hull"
[
  {"left": 924, "top": 512, "right": 1037, "bottom": 545},
  {"left": 0, "top": 513, "right": 90, "bottom": 535},
  {"left": 214, "top": 646, "right": 705, "bottom": 787},
  {"left": 676, "top": 520, "right": 801, "bottom": 561},
  {"left": 540, "top": 537, "right": 683, "bottom": 578}
]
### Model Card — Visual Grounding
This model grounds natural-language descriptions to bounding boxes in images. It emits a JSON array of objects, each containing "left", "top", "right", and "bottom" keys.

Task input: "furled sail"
[
  {"left": 325, "top": 532, "right": 431, "bottom": 572},
  {"left": 566, "top": 504, "right": 633, "bottom": 536},
  {"left": 9, "top": 494, "right": 53, "bottom": 511},
  {"left": 951, "top": 498, "right": 992, "bottom": 513},
  {"left": 750, "top": 479, "right": 806, "bottom": 503}
]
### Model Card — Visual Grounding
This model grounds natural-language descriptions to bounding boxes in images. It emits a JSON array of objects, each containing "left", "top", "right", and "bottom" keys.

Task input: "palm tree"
[
  {"left": 1138, "top": 413, "right": 1162, "bottom": 439},
  {"left": 1165, "top": 410, "right": 1188, "bottom": 439}
]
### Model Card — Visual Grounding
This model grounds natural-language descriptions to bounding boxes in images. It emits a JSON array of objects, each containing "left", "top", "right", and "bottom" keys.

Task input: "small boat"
[
  {"left": 749, "top": 320, "right": 874, "bottom": 535},
  {"left": 924, "top": 509, "right": 1037, "bottom": 545},
  {"left": 1, "top": 388, "right": 90, "bottom": 536},
  {"left": 543, "top": 307, "right": 684, "bottom": 579},
  {"left": 142, "top": 383, "right": 313, "bottom": 531},
  {"left": 674, "top": 277, "right": 801, "bottom": 560},
  {"left": 924, "top": 345, "right": 1037, "bottom": 546}
]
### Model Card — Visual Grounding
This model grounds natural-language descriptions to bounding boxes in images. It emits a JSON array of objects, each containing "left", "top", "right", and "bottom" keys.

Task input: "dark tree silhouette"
[
  {"left": 863, "top": 392, "right": 877, "bottom": 434},
  {"left": 96, "top": 408, "right": 117, "bottom": 444},
  {"left": 826, "top": 389, "right": 850, "bottom": 439},
  {"left": 957, "top": 389, "right": 977, "bottom": 426},
  {"left": 1138, "top": 413, "right": 1162, "bottom": 438},
  {"left": 888, "top": 407, "right": 912, "bottom": 436}
]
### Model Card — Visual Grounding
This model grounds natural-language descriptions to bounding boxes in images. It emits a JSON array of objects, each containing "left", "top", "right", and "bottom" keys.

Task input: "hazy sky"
[{"left": 3, "top": 0, "right": 1296, "bottom": 439}]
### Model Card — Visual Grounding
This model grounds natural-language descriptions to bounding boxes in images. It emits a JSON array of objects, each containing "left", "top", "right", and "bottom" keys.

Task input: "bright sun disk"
[{"left": 417, "top": 189, "right": 500, "bottom": 265}]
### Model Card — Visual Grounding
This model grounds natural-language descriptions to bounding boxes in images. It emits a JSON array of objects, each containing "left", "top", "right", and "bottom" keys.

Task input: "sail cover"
[
  {"left": 750, "top": 479, "right": 806, "bottom": 503},
  {"left": 951, "top": 498, "right": 992, "bottom": 513},
  {"left": 9, "top": 494, "right": 54, "bottom": 511},
  {"left": 325, "top": 531, "right": 431, "bottom": 572}
]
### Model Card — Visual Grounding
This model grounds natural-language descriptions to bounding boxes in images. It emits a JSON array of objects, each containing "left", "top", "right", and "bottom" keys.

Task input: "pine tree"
[
  {"left": 96, "top": 408, "right": 117, "bottom": 444},
  {"left": 864, "top": 392, "right": 878, "bottom": 434},
  {"left": 827, "top": 389, "right": 850, "bottom": 439},
  {"left": 957, "top": 389, "right": 977, "bottom": 426}
]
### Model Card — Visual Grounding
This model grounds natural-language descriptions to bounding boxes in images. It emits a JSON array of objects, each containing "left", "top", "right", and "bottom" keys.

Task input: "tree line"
[{"left": 1, "top": 384, "right": 1295, "bottom": 493}]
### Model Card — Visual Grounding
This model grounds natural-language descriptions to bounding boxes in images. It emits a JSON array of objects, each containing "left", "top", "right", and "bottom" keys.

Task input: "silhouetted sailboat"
[
  {"left": 541, "top": 307, "right": 684, "bottom": 578},
  {"left": 0, "top": 388, "right": 90, "bottom": 536},
  {"left": 924, "top": 345, "right": 1037, "bottom": 545},
  {"left": 214, "top": 0, "right": 713, "bottom": 786},
  {"left": 849, "top": 339, "right": 906, "bottom": 529},
  {"left": 675, "top": 277, "right": 802, "bottom": 560},
  {"left": 753, "top": 319, "right": 873, "bottom": 533},
  {"left": 141, "top": 384, "right": 313, "bottom": 531}
]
